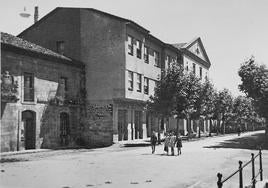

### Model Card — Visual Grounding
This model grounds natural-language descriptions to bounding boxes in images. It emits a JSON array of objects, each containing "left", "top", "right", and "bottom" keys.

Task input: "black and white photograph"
[{"left": 0, "top": 0, "right": 268, "bottom": 187}]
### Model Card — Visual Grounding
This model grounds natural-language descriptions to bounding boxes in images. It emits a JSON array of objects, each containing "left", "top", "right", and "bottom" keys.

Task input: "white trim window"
[
  {"left": 128, "top": 71, "right": 133, "bottom": 91},
  {"left": 199, "top": 67, "right": 202, "bottom": 79},
  {"left": 136, "top": 40, "right": 142, "bottom": 59},
  {"left": 144, "top": 46, "right": 149, "bottom": 63},
  {"left": 193, "top": 63, "right": 196, "bottom": 75},
  {"left": 154, "top": 51, "right": 160, "bottom": 67},
  {"left": 23, "top": 72, "right": 34, "bottom": 102},
  {"left": 127, "top": 35, "right": 134, "bottom": 55},
  {"left": 144, "top": 77, "right": 149, "bottom": 95},
  {"left": 137, "top": 73, "right": 142, "bottom": 92}
]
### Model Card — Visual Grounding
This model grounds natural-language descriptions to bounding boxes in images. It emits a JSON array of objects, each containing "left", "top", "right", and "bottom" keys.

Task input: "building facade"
[
  {"left": 17, "top": 7, "right": 212, "bottom": 145},
  {"left": 1, "top": 32, "right": 85, "bottom": 152}
]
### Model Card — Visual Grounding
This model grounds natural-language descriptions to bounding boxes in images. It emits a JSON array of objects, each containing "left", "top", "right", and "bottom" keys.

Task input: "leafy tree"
[
  {"left": 148, "top": 65, "right": 182, "bottom": 142},
  {"left": 238, "top": 57, "right": 268, "bottom": 134},
  {"left": 174, "top": 72, "right": 201, "bottom": 137},
  {"left": 214, "top": 89, "right": 233, "bottom": 134},
  {"left": 232, "top": 96, "right": 258, "bottom": 131},
  {"left": 193, "top": 78, "right": 216, "bottom": 137}
]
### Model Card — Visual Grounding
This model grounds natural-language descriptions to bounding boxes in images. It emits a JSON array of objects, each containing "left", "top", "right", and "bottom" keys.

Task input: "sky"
[{"left": 1, "top": 0, "right": 268, "bottom": 96}]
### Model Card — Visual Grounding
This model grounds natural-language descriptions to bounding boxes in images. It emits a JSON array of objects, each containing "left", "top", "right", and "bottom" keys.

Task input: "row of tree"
[{"left": 148, "top": 58, "right": 267, "bottom": 137}]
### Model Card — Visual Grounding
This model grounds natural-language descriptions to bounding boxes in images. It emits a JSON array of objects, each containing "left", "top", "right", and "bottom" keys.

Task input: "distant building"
[{"left": 1, "top": 32, "right": 85, "bottom": 152}]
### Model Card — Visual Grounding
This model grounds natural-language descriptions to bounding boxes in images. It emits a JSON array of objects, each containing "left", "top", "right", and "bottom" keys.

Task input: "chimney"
[{"left": 34, "top": 6, "right": 38, "bottom": 23}]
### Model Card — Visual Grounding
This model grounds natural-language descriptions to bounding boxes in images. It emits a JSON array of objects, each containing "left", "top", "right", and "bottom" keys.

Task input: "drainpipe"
[{"left": 17, "top": 111, "right": 20, "bottom": 151}]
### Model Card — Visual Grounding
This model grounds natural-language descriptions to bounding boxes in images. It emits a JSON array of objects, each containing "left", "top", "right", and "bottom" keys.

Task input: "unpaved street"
[{"left": 1, "top": 130, "right": 267, "bottom": 188}]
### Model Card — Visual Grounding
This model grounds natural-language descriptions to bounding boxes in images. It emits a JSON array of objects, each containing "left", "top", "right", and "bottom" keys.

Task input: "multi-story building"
[
  {"left": 1, "top": 32, "right": 85, "bottom": 152},
  {"left": 18, "top": 7, "right": 212, "bottom": 144}
]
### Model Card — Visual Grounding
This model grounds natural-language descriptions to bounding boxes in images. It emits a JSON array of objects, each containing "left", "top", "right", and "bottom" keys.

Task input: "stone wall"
[
  {"left": 79, "top": 103, "right": 113, "bottom": 147},
  {"left": 1, "top": 49, "right": 84, "bottom": 152}
]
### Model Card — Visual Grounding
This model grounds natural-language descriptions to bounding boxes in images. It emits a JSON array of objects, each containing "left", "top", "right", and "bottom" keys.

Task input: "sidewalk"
[{"left": 1, "top": 130, "right": 263, "bottom": 157}]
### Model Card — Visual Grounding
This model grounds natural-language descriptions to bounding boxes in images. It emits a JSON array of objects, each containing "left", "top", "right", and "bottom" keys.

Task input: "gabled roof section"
[
  {"left": 1, "top": 32, "right": 84, "bottom": 68},
  {"left": 172, "top": 43, "right": 187, "bottom": 49},
  {"left": 172, "top": 37, "right": 211, "bottom": 68},
  {"left": 18, "top": 7, "right": 149, "bottom": 37}
]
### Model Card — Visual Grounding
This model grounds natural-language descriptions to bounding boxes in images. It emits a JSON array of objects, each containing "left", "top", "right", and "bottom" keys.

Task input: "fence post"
[
  {"left": 251, "top": 153, "right": 256, "bottom": 188},
  {"left": 217, "top": 173, "right": 223, "bottom": 188},
  {"left": 239, "top": 160, "right": 243, "bottom": 188},
  {"left": 259, "top": 148, "right": 263, "bottom": 181}
]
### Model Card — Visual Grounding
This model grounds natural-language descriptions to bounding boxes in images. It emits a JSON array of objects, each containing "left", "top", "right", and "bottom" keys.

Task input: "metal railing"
[{"left": 217, "top": 148, "right": 263, "bottom": 188}]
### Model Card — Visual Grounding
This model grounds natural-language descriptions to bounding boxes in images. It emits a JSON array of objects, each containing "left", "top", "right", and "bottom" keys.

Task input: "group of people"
[{"left": 150, "top": 131, "right": 183, "bottom": 156}]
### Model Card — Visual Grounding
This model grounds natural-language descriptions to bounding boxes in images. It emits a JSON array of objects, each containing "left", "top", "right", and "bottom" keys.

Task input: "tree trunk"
[
  {"left": 209, "top": 119, "right": 212, "bottom": 136},
  {"left": 265, "top": 118, "right": 268, "bottom": 136},
  {"left": 198, "top": 119, "right": 201, "bottom": 138},
  {"left": 187, "top": 117, "right": 190, "bottom": 139},
  {"left": 222, "top": 120, "right": 225, "bottom": 134},
  {"left": 157, "top": 118, "right": 161, "bottom": 144},
  {"left": 176, "top": 118, "right": 179, "bottom": 136}
]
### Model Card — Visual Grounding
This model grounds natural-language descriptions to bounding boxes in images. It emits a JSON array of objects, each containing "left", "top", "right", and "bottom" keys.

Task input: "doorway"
[
  {"left": 60, "top": 112, "right": 70, "bottom": 146},
  {"left": 118, "top": 110, "right": 127, "bottom": 141},
  {"left": 22, "top": 110, "right": 36, "bottom": 150},
  {"left": 134, "top": 111, "right": 142, "bottom": 139}
]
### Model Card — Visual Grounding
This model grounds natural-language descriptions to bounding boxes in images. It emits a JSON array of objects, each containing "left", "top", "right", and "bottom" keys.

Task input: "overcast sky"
[{"left": 1, "top": 0, "right": 268, "bottom": 96}]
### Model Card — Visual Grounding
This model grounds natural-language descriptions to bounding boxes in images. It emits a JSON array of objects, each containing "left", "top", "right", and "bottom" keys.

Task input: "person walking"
[
  {"left": 176, "top": 133, "right": 182, "bottom": 155},
  {"left": 150, "top": 131, "right": 157, "bottom": 154},
  {"left": 164, "top": 133, "right": 170, "bottom": 155},
  {"left": 237, "top": 125, "right": 241, "bottom": 136},
  {"left": 170, "top": 132, "right": 176, "bottom": 156}
]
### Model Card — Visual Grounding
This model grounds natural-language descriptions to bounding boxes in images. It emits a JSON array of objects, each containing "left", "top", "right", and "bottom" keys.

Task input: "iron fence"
[{"left": 217, "top": 148, "right": 263, "bottom": 188}]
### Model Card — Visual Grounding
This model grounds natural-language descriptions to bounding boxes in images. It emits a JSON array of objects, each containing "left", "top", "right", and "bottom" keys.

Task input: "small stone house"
[{"left": 1, "top": 32, "right": 86, "bottom": 152}]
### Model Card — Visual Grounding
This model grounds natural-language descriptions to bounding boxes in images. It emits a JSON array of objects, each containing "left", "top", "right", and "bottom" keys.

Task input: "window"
[
  {"left": 154, "top": 51, "right": 160, "bottom": 67},
  {"left": 193, "top": 63, "right": 196, "bottom": 75},
  {"left": 154, "top": 80, "right": 159, "bottom": 92},
  {"left": 60, "top": 77, "right": 68, "bottom": 92},
  {"left": 144, "top": 46, "right": 149, "bottom": 63},
  {"left": 199, "top": 67, "right": 203, "bottom": 79},
  {"left": 127, "top": 35, "right": 134, "bottom": 55},
  {"left": 56, "top": 41, "right": 65, "bottom": 55},
  {"left": 128, "top": 71, "right": 133, "bottom": 91},
  {"left": 186, "top": 61, "right": 189, "bottom": 71},
  {"left": 136, "top": 40, "right": 142, "bottom": 59},
  {"left": 167, "top": 55, "right": 171, "bottom": 69},
  {"left": 137, "top": 73, "right": 142, "bottom": 92},
  {"left": 196, "top": 47, "right": 200, "bottom": 55},
  {"left": 24, "top": 73, "right": 34, "bottom": 102},
  {"left": 144, "top": 77, "right": 149, "bottom": 95}
]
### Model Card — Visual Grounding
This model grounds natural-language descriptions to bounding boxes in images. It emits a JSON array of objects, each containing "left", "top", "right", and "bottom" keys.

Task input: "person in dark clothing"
[
  {"left": 237, "top": 125, "right": 241, "bottom": 136},
  {"left": 151, "top": 131, "right": 157, "bottom": 154},
  {"left": 176, "top": 134, "right": 182, "bottom": 155}
]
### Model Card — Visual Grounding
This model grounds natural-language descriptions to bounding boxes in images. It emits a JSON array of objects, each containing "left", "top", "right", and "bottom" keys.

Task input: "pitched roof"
[
  {"left": 1, "top": 32, "right": 84, "bottom": 67},
  {"left": 171, "top": 37, "right": 211, "bottom": 68},
  {"left": 1, "top": 32, "right": 71, "bottom": 61},
  {"left": 172, "top": 43, "right": 187, "bottom": 49},
  {"left": 18, "top": 7, "right": 149, "bottom": 37}
]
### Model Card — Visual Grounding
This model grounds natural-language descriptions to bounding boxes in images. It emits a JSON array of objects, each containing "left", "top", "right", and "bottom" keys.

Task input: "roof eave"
[{"left": 1, "top": 43, "right": 85, "bottom": 68}]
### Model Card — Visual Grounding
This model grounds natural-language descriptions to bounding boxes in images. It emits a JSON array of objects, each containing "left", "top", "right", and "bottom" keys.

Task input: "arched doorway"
[
  {"left": 60, "top": 112, "right": 70, "bottom": 146},
  {"left": 22, "top": 110, "right": 36, "bottom": 150}
]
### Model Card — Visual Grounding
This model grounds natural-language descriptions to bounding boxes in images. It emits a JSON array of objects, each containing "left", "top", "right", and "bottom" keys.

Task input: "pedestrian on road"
[
  {"left": 164, "top": 133, "right": 170, "bottom": 155},
  {"left": 176, "top": 133, "right": 182, "bottom": 155},
  {"left": 237, "top": 125, "right": 241, "bottom": 136},
  {"left": 169, "top": 132, "right": 176, "bottom": 156},
  {"left": 150, "top": 131, "right": 157, "bottom": 154}
]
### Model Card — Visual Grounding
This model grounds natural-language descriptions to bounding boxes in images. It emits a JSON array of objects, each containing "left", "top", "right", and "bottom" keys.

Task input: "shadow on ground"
[
  {"left": 123, "top": 143, "right": 151, "bottom": 147},
  {"left": 204, "top": 133, "right": 268, "bottom": 150}
]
